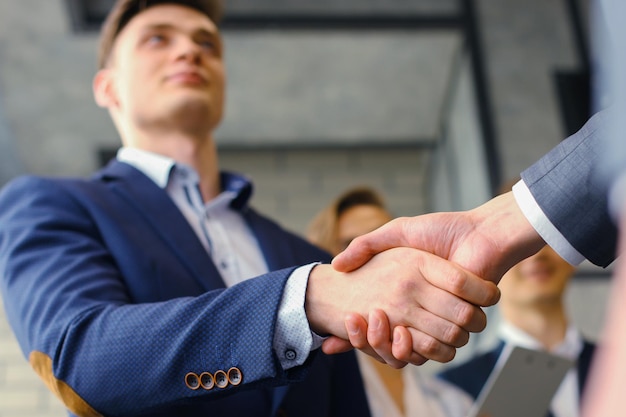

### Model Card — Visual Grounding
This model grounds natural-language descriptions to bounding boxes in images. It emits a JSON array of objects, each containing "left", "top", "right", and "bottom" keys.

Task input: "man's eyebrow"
[
  {"left": 141, "top": 23, "right": 175, "bottom": 32},
  {"left": 140, "top": 23, "right": 219, "bottom": 37},
  {"left": 196, "top": 28, "right": 219, "bottom": 37}
]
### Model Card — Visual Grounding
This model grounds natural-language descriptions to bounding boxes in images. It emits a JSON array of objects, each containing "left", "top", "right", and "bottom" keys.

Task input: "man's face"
[
  {"left": 499, "top": 246, "right": 576, "bottom": 307},
  {"left": 103, "top": 4, "right": 225, "bottom": 132},
  {"left": 336, "top": 205, "right": 392, "bottom": 255}
]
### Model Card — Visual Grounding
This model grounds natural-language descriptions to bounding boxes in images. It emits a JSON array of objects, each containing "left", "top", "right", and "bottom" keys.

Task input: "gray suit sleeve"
[{"left": 520, "top": 110, "right": 618, "bottom": 267}]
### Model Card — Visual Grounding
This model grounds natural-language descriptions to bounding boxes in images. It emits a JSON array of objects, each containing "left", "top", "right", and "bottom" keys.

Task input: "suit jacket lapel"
[
  {"left": 95, "top": 160, "right": 225, "bottom": 292},
  {"left": 242, "top": 209, "right": 296, "bottom": 271}
]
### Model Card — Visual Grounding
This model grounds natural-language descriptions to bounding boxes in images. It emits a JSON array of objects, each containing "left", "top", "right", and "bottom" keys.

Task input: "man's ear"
[{"left": 93, "top": 68, "right": 118, "bottom": 108}]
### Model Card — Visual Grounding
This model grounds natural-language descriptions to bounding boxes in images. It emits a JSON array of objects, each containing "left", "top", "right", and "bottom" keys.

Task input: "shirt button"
[{"left": 285, "top": 349, "right": 297, "bottom": 361}]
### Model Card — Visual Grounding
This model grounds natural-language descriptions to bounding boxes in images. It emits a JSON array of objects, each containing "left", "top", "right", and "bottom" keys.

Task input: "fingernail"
[
  {"left": 370, "top": 315, "right": 380, "bottom": 331},
  {"left": 393, "top": 328, "right": 402, "bottom": 345},
  {"left": 346, "top": 321, "right": 360, "bottom": 336}
]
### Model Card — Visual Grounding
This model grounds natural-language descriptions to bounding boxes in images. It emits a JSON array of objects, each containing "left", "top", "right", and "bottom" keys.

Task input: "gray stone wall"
[
  {"left": 477, "top": 0, "right": 588, "bottom": 179},
  {"left": 219, "top": 146, "right": 430, "bottom": 234}
]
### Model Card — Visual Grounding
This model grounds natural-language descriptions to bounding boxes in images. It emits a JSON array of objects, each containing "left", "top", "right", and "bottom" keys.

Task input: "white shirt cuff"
[
  {"left": 273, "top": 263, "right": 326, "bottom": 370},
  {"left": 512, "top": 180, "right": 585, "bottom": 265}
]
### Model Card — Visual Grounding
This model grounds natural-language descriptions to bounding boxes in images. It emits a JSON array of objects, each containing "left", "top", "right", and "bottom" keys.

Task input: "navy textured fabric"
[{"left": 0, "top": 160, "right": 371, "bottom": 417}]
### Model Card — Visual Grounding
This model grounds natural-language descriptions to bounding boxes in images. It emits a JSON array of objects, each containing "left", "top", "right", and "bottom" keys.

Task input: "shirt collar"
[
  {"left": 498, "top": 321, "right": 584, "bottom": 360},
  {"left": 116, "top": 146, "right": 254, "bottom": 211},
  {"left": 221, "top": 171, "right": 253, "bottom": 210},
  {"left": 117, "top": 147, "right": 175, "bottom": 188}
]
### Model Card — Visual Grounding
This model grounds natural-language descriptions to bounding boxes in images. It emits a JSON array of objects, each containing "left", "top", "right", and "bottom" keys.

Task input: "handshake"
[{"left": 305, "top": 192, "right": 545, "bottom": 368}]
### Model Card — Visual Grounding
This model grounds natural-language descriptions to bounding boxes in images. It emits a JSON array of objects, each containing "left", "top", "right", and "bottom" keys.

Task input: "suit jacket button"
[
  {"left": 214, "top": 370, "right": 228, "bottom": 388},
  {"left": 184, "top": 372, "right": 200, "bottom": 390},
  {"left": 285, "top": 349, "right": 297, "bottom": 361},
  {"left": 200, "top": 372, "right": 214, "bottom": 390},
  {"left": 227, "top": 367, "right": 242, "bottom": 386}
]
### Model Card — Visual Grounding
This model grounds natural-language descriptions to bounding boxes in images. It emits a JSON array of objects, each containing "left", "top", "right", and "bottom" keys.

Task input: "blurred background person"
[
  {"left": 307, "top": 186, "right": 393, "bottom": 256},
  {"left": 435, "top": 179, "right": 597, "bottom": 417},
  {"left": 307, "top": 187, "right": 405, "bottom": 416},
  {"left": 308, "top": 186, "right": 468, "bottom": 417}
]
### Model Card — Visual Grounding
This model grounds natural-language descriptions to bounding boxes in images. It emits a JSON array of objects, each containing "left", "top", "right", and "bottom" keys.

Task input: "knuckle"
[
  {"left": 453, "top": 301, "right": 475, "bottom": 327},
  {"left": 416, "top": 334, "right": 456, "bottom": 363},
  {"left": 415, "top": 335, "right": 441, "bottom": 357},
  {"left": 443, "top": 324, "right": 468, "bottom": 348},
  {"left": 396, "top": 278, "right": 418, "bottom": 296},
  {"left": 350, "top": 234, "right": 366, "bottom": 248},
  {"left": 445, "top": 269, "right": 468, "bottom": 293}
]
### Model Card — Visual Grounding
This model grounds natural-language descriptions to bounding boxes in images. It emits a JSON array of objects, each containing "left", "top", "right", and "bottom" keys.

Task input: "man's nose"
[{"left": 175, "top": 38, "right": 202, "bottom": 63}]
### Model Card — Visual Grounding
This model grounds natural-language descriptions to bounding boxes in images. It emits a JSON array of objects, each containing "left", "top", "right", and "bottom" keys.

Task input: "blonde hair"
[{"left": 307, "top": 187, "right": 388, "bottom": 254}]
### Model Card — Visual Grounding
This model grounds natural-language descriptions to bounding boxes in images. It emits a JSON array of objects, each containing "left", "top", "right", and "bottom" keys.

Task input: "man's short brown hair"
[{"left": 97, "top": 0, "right": 223, "bottom": 69}]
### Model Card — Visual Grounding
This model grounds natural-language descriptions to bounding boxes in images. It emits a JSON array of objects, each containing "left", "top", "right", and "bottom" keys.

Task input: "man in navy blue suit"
[{"left": 0, "top": 1, "right": 500, "bottom": 416}]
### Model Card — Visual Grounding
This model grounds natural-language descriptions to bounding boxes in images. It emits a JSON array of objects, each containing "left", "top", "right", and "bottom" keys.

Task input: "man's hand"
[
  {"left": 324, "top": 192, "right": 545, "bottom": 364},
  {"left": 306, "top": 247, "right": 500, "bottom": 367},
  {"left": 333, "top": 192, "right": 545, "bottom": 283}
]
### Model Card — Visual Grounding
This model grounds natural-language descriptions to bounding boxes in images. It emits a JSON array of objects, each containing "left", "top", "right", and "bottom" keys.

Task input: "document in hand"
[{"left": 467, "top": 344, "right": 574, "bottom": 417}]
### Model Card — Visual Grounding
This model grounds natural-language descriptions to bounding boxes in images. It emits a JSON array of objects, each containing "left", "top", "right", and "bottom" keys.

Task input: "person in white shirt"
[{"left": 436, "top": 241, "right": 595, "bottom": 417}]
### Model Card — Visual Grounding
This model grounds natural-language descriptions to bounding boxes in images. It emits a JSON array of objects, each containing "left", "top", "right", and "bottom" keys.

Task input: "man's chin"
[{"left": 168, "top": 100, "right": 220, "bottom": 132}]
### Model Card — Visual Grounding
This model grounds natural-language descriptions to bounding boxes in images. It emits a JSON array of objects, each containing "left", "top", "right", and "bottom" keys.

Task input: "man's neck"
[
  {"left": 124, "top": 127, "right": 221, "bottom": 202},
  {"left": 501, "top": 302, "right": 568, "bottom": 350}
]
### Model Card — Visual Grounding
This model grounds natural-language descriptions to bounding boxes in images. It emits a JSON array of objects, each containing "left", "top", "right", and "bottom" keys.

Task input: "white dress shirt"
[
  {"left": 356, "top": 351, "right": 472, "bottom": 417},
  {"left": 117, "top": 147, "right": 321, "bottom": 369}
]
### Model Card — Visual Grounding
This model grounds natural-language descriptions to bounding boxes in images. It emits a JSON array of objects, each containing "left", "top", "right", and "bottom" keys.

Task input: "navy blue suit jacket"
[
  {"left": 0, "top": 160, "right": 370, "bottom": 417},
  {"left": 437, "top": 340, "right": 596, "bottom": 416}
]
